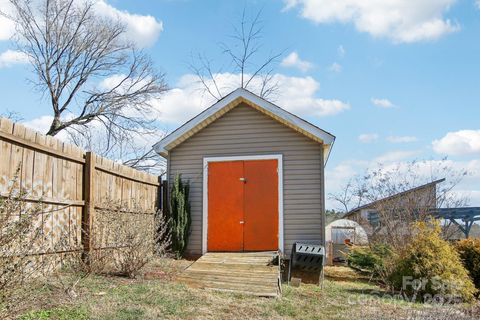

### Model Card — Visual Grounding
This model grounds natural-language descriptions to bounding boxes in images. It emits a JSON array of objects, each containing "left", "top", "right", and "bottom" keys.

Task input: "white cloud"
[
  {"left": 371, "top": 98, "right": 395, "bottom": 108},
  {"left": 476, "top": 0, "right": 480, "bottom": 9},
  {"left": 325, "top": 162, "right": 357, "bottom": 192},
  {"left": 281, "top": 51, "right": 313, "bottom": 72},
  {"left": 153, "top": 72, "right": 350, "bottom": 124},
  {"left": 284, "top": 0, "right": 459, "bottom": 43},
  {"left": 432, "top": 130, "right": 480, "bottom": 156},
  {"left": 374, "top": 150, "right": 420, "bottom": 163},
  {"left": 94, "top": 0, "right": 163, "bottom": 48},
  {"left": 23, "top": 115, "right": 54, "bottom": 134},
  {"left": 151, "top": 74, "right": 215, "bottom": 125},
  {"left": 358, "top": 133, "right": 379, "bottom": 143},
  {"left": 0, "top": 0, "right": 15, "bottom": 41},
  {"left": 387, "top": 135, "right": 418, "bottom": 143},
  {"left": 329, "top": 62, "right": 342, "bottom": 73},
  {"left": 0, "top": 50, "right": 29, "bottom": 68},
  {"left": 99, "top": 74, "right": 127, "bottom": 91},
  {"left": 337, "top": 45, "right": 346, "bottom": 58},
  {"left": 0, "top": 0, "right": 163, "bottom": 48},
  {"left": 273, "top": 74, "right": 350, "bottom": 117}
]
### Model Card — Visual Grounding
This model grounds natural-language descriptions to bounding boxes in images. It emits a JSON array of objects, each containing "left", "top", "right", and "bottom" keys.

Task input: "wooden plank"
[
  {"left": 0, "top": 119, "right": 161, "bottom": 262},
  {"left": 179, "top": 278, "right": 278, "bottom": 297},
  {"left": 178, "top": 252, "right": 280, "bottom": 297},
  {"left": 188, "top": 263, "right": 277, "bottom": 274},
  {"left": 21, "top": 127, "right": 36, "bottom": 193},
  {"left": 199, "top": 254, "right": 274, "bottom": 261},
  {"left": 194, "top": 258, "right": 274, "bottom": 265},
  {"left": 32, "top": 133, "right": 46, "bottom": 198},
  {"left": 75, "top": 206, "right": 82, "bottom": 248},
  {"left": 0, "top": 118, "right": 14, "bottom": 193},
  {"left": 178, "top": 275, "right": 278, "bottom": 289},
  {"left": 43, "top": 135, "right": 54, "bottom": 198},
  {"left": 0, "top": 193, "right": 84, "bottom": 206},
  {"left": 179, "top": 272, "right": 278, "bottom": 290},
  {"left": 82, "top": 152, "right": 95, "bottom": 259},
  {"left": 75, "top": 162, "right": 83, "bottom": 201},
  {"left": 51, "top": 138, "right": 59, "bottom": 200},
  {"left": 180, "top": 271, "right": 278, "bottom": 281},
  {"left": 0, "top": 130, "right": 85, "bottom": 163},
  {"left": 63, "top": 144, "right": 74, "bottom": 201},
  {"left": 10, "top": 123, "right": 26, "bottom": 185},
  {"left": 95, "top": 162, "right": 160, "bottom": 187}
]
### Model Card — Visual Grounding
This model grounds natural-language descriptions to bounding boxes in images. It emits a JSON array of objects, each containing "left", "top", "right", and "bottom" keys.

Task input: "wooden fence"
[{"left": 0, "top": 117, "right": 161, "bottom": 258}]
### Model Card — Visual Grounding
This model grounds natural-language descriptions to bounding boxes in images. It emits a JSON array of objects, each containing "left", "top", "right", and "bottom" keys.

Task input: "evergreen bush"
[
  {"left": 347, "top": 243, "right": 393, "bottom": 276},
  {"left": 455, "top": 238, "right": 480, "bottom": 295},
  {"left": 386, "top": 222, "right": 477, "bottom": 302},
  {"left": 169, "top": 174, "right": 191, "bottom": 257}
]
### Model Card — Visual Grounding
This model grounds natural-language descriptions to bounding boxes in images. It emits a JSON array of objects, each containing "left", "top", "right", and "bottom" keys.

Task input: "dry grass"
[{"left": 13, "top": 259, "right": 480, "bottom": 320}]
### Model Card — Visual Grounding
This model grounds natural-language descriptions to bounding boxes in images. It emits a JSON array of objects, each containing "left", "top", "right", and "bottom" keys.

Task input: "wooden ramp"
[{"left": 177, "top": 251, "right": 281, "bottom": 297}]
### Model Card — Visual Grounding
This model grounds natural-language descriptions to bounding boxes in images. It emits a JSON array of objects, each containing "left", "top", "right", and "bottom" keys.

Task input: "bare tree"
[
  {"left": 0, "top": 110, "right": 23, "bottom": 122},
  {"left": 329, "top": 177, "right": 367, "bottom": 213},
  {"left": 190, "top": 8, "right": 284, "bottom": 101},
  {"left": 67, "top": 123, "right": 167, "bottom": 173},
  {"left": 333, "top": 159, "right": 469, "bottom": 248},
  {"left": 5, "top": 0, "right": 167, "bottom": 170}
]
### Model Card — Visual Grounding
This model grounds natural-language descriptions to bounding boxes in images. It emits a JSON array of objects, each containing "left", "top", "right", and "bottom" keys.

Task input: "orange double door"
[{"left": 207, "top": 159, "right": 279, "bottom": 252}]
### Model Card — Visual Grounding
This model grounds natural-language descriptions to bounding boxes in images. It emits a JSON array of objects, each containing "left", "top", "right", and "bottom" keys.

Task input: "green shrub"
[
  {"left": 386, "top": 222, "right": 477, "bottom": 302},
  {"left": 169, "top": 174, "right": 191, "bottom": 257},
  {"left": 455, "top": 239, "right": 480, "bottom": 294},
  {"left": 347, "top": 243, "right": 393, "bottom": 276}
]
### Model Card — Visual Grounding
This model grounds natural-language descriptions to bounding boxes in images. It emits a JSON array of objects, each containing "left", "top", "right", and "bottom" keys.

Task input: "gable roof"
[
  {"left": 343, "top": 178, "right": 446, "bottom": 219},
  {"left": 153, "top": 88, "right": 336, "bottom": 164}
]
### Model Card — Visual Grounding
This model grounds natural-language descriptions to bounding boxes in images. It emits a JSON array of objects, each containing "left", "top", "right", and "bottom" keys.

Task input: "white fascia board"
[{"left": 153, "top": 88, "right": 336, "bottom": 162}]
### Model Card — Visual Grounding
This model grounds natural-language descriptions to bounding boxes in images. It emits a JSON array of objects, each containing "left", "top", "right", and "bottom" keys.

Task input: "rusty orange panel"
[
  {"left": 207, "top": 161, "right": 244, "bottom": 251},
  {"left": 243, "top": 160, "right": 278, "bottom": 251}
]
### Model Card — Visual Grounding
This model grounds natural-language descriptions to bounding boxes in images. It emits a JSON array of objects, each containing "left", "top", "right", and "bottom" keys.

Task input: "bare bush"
[
  {"left": 44, "top": 201, "right": 171, "bottom": 301},
  {"left": 0, "top": 172, "right": 50, "bottom": 317},
  {"left": 38, "top": 201, "right": 171, "bottom": 302},
  {"left": 89, "top": 201, "right": 171, "bottom": 278}
]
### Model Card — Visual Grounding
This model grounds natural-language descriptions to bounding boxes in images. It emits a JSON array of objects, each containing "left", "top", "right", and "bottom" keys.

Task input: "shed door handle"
[
  {"left": 239, "top": 177, "right": 247, "bottom": 182},
  {"left": 240, "top": 221, "right": 245, "bottom": 224}
]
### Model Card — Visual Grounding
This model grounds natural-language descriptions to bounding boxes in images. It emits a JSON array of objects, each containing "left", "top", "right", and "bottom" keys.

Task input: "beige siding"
[{"left": 168, "top": 103, "right": 325, "bottom": 255}]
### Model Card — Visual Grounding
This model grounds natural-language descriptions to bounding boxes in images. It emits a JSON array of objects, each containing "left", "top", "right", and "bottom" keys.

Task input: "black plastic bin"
[{"left": 288, "top": 242, "right": 325, "bottom": 287}]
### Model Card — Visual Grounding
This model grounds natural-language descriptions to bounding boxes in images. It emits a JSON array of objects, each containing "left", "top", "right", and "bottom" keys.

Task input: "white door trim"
[{"left": 202, "top": 154, "right": 284, "bottom": 254}]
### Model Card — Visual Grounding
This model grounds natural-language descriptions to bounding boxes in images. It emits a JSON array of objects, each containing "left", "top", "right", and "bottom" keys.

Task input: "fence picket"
[{"left": 0, "top": 117, "right": 161, "bottom": 261}]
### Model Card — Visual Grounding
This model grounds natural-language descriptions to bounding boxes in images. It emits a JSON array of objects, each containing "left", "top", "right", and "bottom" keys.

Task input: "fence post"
[{"left": 82, "top": 151, "right": 95, "bottom": 263}]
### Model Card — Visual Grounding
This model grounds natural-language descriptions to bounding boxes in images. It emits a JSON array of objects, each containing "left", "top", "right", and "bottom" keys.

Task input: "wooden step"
[
  {"left": 181, "top": 270, "right": 278, "bottom": 280},
  {"left": 180, "top": 278, "right": 279, "bottom": 297},
  {"left": 188, "top": 262, "right": 276, "bottom": 273},
  {"left": 178, "top": 273, "right": 278, "bottom": 285},
  {"left": 177, "top": 252, "right": 281, "bottom": 297}
]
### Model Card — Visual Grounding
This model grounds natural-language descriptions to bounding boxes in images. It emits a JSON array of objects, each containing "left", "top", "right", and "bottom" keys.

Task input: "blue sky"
[{"left": 0, "top": 0, "right": 479, "bottom": 209}]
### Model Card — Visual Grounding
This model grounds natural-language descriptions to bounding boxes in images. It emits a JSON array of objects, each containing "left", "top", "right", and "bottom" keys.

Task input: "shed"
[
  {"left": 343, "top": 179, "right": 445, "bottom": 229},
  {"left": 153, "top": 88, "right": 335, "bottom": 256}
]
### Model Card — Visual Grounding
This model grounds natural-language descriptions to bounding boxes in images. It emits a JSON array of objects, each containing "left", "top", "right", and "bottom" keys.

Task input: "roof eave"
[
  {"left": 343, "top": 178, "right": 447, "bottom": 217},
  {"left": 153, "top": 88, "right": 336, "bottom": 163}
]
